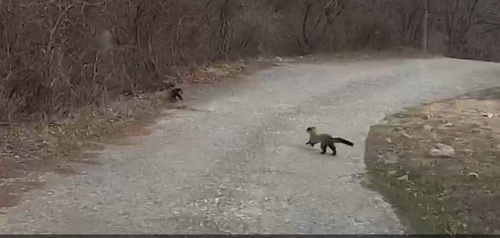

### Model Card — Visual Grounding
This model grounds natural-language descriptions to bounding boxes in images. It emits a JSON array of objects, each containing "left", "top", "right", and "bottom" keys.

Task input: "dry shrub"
[
  {"left": 0, "top": 0, "right": 499, "bottom": 122},
  {"left": 0, "top": 0, "right": 288, "bottom": 122}
]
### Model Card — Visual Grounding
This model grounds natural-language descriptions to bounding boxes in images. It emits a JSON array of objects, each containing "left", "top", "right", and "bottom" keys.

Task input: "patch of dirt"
[
  {"left": 364, "top": 87, "right": 500, "bottom": 234},
  {"left": 0, "top": 181, "right": 44, "bottom": 209}
]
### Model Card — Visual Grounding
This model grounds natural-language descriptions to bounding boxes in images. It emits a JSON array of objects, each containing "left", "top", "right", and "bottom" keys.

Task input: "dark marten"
[
  {"left": 169, "top": 88, "right": 184, "bottom": 101},
  {"left": 159, "top": 82, "right": 184, "bottom": 102},
  {"left": 306, "top": 127, "right": 354, "bottom": 156}
]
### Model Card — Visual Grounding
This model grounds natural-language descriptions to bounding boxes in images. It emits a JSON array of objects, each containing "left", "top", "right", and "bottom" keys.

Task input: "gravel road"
[{"left": 3, "top": 55, "right": 500, "bottom": 234}]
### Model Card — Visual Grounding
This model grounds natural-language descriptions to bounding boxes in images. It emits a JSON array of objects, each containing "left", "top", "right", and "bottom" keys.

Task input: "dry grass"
[{"left": 364, "top": 87, "right": 500, "bottom": 234}]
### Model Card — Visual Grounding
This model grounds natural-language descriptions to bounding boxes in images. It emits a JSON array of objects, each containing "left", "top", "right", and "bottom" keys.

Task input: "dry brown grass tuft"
[{"left": 365, "top": 87, "right": 500, "bottom": 234}]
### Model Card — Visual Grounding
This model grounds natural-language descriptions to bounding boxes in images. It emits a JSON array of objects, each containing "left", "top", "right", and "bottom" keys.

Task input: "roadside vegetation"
[{"left": 365, "top": 87, "right": 500, "bottom": 234}]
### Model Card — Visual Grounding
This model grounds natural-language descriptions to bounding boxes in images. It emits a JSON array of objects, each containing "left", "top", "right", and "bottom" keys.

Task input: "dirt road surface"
[{"left": 3, "top": 56, "right": 500, "bottom": 234}]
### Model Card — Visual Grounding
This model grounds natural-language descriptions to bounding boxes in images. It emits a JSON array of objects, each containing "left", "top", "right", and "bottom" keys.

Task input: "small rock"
[
  {"left": 467, "top": 172, "right": 479, "bottom": 179},
  {"left": 442, "top": 122, "right": 454, "bottom": 127},
  {"left": 118, "top": 210, "right": 129, "bottom": 216},
  {"left": 388, "top": 170, "right": 398, "bottom": 175},
  {"left": 429, "top": 143, "right": 455, "bottom": 158},
  {"left": 385, "top": 138, "right": 392, "bottom": 143},
  {"left": 470, "top": 128, "right": 481, "bottom": 134},
  {"left": 397, "top": 175, "right": 409, "bottom": 181},
  {"left": 384, "top": 154, "right": 398, "bottom": 165},
  {"left": 401, "top": 132, "right": 413, "bottom": 138},
  {"left": 423, "top": 125, "right": 433, "bottom": 131},
  {"left": 481, "top": 112, "right": 494, "bottom": 118}
]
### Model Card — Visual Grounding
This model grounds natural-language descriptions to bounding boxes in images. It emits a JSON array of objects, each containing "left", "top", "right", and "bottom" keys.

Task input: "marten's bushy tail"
[{"left": 332, "top": 137, "right": 354, "bottom": 146}]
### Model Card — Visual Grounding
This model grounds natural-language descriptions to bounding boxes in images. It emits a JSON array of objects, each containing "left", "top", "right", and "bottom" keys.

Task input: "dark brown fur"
[
  {"left": 159, "top": 82, "right": 183, "bottom": 102},
  {"left": 306, "top": 126, "right": 354, "bottom": 156},
  {"left": 169, "top": 88, "right": 183, "bottom": 101}
]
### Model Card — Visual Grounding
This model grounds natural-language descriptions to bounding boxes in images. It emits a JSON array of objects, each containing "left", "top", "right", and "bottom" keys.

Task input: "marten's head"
[
  {"left": 306, "top": 127, "right": 317, "bottom": 134},
  {"left": 172, "top": 88, "right": 183, "bottom": 95}
]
